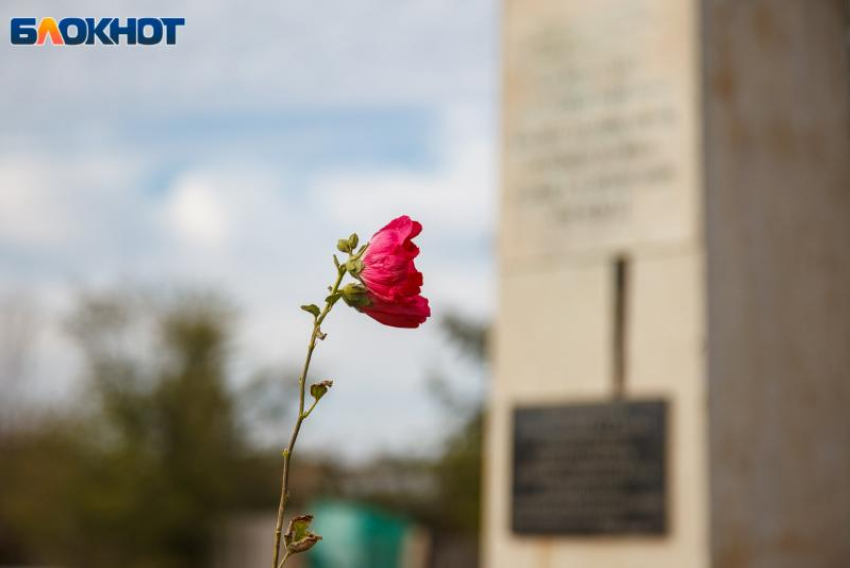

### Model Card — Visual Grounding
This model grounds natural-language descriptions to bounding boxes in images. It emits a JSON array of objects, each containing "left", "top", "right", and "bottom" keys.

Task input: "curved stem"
[{"left": 272, "top": 265, "right": 346, "bottom": 568}]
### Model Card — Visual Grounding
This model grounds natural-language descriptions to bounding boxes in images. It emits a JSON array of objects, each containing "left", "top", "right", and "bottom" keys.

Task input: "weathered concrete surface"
[
  {"left": 484, "top": 255, "right": 709, "bottom": 568},
  {"left": 704, "top": 2, "right": 850, "bottom": 567}
]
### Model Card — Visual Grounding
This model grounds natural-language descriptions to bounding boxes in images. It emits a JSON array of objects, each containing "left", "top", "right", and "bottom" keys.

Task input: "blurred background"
[
  {"left": 0, "top": 1, "right": 497, "bottom": 567},
  {"left": 5, "top": 2, "right": 848, "bottom": 568}
]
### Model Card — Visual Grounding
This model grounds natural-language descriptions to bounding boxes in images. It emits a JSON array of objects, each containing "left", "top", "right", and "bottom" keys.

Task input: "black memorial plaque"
[{"left": 512, "top": 400, "right": 667, "bottom": 536}]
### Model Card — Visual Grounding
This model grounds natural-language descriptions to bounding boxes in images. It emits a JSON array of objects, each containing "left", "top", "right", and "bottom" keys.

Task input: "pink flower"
[
  {"left": 360, "top": 216, "right": 424, "bottom": 301},
  {"left": 341, "top": 215, "right": 431, "bottom": 328},
  {"left": 359, "top": 292, "right": 430, "bottom": 329}
]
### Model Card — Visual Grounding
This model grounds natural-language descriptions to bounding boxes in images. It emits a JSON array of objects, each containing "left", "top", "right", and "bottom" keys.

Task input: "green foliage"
[
  {"left": 301, "top": 304, "right": 321, "bottom": 318},
  {"left": 429, "top": 315, "right": 488, "bottom": 533},
  {"left": 432, "top": 411, "right": 484, "bottom": 533},
  {"left": 0, "top": 298, "right": 492, "bottom": 567},
  {"left": 0, "top": 292, "right": 277, "bottom": 568}
]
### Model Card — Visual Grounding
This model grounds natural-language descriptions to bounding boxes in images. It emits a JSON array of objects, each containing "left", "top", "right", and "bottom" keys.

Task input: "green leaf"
[
  {"left": 336, "top": 239, "right": 352, "bottom": 253},
  {"left": 300, "top": 304, "right": 320, "bottom": 317},
  {"left": 348, "top": 233, "right": 359, "bottom": 250},
  {"left": 325, "top": 292, "right": 342, "bottom": 306}
]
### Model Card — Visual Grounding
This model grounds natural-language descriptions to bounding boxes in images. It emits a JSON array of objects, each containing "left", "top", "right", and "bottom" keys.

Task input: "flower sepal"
[
  {"left": 340, "top": 283, "right": 370, "bottom": 309},
  {"left": 345, "top": 257, "right": 364, "bottom": 276}
]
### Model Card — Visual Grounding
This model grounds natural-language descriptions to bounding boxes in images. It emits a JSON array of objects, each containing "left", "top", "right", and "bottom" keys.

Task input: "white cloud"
[
  {"left": 164, "top": 177, "right": 231, "bottom": 247},
  {"left": 0, "top": 159, "right": 74, "bottom": 248},
  {"left": 0, "top": 154, "right": 150, "bottom": 256}
]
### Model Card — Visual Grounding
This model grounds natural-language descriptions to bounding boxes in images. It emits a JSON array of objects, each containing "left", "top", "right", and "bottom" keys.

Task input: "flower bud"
[
  {"left": 310, "top": 380, "right": 333, "bottom": 402},
  {"left": 336, "top": 239, "right": 352, "bottom": 253}
]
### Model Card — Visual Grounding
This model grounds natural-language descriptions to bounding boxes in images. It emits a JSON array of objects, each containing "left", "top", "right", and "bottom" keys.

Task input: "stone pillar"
[{"left": 484, "top": 1, "right": 850, "bottom": 566}]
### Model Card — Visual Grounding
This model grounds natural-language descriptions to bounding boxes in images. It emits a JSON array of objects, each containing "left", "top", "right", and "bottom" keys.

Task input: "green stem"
[
  {"left": 272, "top": 265, "right": 346, "bottom": 568},
  {"left": 302, "top": 398, "right": 321, "bottom": 420}
]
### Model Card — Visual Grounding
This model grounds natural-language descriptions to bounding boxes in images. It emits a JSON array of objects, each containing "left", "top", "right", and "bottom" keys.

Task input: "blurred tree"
[
  {"left": 0, "top": 291, "right": 278, "bottom": 568},
  {"left": 419, "top": 313, "right": 490, "bottom": 568},
  {"left": 430, "top": 313, "right": 489, "bottom": 534},
  {"left": 441, "top": 313, "right": 489, "bottom": 363},
  {"left": 0, "top": 293, "right": 40, "bottom": 562},
  {"left": 0, "top": 296, "right": 493, "bottom": 568}
]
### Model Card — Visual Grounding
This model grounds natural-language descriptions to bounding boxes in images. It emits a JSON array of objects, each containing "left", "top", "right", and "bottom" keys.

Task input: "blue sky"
[{"left": 0, "top": 0, "right": 498, "bottom": 459}]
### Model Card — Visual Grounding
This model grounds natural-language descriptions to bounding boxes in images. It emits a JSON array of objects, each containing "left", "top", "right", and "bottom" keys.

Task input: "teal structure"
[{"left": 307, "top": 500, "right": 414, "bottom": 568}]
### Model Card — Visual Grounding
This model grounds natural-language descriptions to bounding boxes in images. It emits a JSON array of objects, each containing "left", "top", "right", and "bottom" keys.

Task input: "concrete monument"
[{"left": 485, "top": 1, "right": 850, "bottom": 567}]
